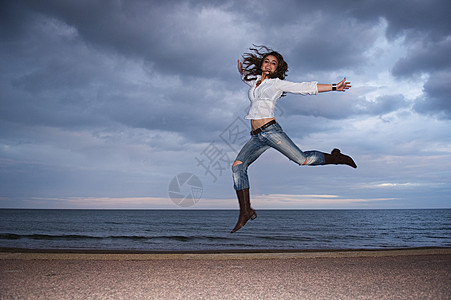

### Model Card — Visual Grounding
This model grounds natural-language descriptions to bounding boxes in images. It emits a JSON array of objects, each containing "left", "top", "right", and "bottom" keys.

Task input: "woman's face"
[{"left": 261, "top": 55, "right": 278, "bottom": 75}]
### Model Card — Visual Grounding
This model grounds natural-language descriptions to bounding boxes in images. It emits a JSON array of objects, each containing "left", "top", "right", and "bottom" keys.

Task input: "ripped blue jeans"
[{"left": 232, "top": 122, "right": 325, "bottom": 191}]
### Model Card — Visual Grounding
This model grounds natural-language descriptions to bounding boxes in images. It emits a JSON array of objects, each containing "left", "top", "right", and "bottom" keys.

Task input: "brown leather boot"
[
  {"left": 324, "top": 148, "right": 357, "bottom": 168},
  {"left": 231, "top": 188, "right": 257, "bottom": 233}
]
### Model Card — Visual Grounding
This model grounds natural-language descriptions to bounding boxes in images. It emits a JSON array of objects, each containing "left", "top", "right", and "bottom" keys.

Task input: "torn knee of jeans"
[
  {"left": 232, "top": 160, "right": 242, "bottom": 167},
  {"left": 277, "top": 141, "right": 282, "bottom": 144},
  {"left": 232, "top": 160, "right": 244, "bottom": 173}
]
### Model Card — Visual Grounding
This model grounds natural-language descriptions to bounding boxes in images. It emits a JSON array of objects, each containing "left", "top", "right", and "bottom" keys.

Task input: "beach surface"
[{"left": 1, "top": 248, "right": 450, "bottom": 299}]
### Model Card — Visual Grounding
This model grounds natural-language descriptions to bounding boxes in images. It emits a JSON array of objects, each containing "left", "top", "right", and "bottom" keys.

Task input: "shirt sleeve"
[{"left": 275, "top": 79, "right": 318, "bottom": 95}]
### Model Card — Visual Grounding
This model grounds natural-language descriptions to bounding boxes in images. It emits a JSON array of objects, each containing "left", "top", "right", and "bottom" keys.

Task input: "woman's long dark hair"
[{"left": 241, "top": 45, "right": 288, "bottom": 82}]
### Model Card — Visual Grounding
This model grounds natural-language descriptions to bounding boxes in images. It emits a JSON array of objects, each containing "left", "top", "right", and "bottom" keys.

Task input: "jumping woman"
[{"left": 231, "top": 45, "right": 357, "bottom": 233}]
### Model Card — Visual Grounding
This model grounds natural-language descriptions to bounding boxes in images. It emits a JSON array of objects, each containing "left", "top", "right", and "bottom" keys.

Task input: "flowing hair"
[{"left": 241, "top": 45, "right": 288, "bottom": 82}]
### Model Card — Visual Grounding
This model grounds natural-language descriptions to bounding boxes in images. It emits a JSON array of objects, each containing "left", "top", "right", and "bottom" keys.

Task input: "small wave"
[
  {"left": 147, "top": 235, "right": 230, "bottom": 242},
  {"left": 107, "top": 235, "right": 230, "bottom": 242},
  {"left": 0, "top": 233, "right": 230, "bottom": 243},
  {"left": 256, "top": 235, "right": 315, "bottom": 242},
  {"left": 0, "top": 233, "right": 21, "bottom": 240},
  {"left": 0, "top": 233, "right": 102, "bottom": 240}
]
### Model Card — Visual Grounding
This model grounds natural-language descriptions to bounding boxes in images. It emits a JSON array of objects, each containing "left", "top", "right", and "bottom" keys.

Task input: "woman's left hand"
[{"left": 336, "top": 77, "right": 351, "bottom": 91}]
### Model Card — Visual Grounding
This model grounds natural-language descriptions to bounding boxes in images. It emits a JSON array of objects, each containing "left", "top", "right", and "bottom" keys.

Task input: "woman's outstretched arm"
[{"left": 318, "top": 77, "right": 351, "bottom": 92}]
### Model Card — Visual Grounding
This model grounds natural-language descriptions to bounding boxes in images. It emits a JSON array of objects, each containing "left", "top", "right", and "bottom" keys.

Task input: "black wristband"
[{"left": 332, "top": 84, "right": 337, "bottom": 91}]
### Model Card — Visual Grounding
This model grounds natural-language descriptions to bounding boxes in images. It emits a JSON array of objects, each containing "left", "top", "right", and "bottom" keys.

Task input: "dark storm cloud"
[
  {"left": 2, "top": 0, "right": 379, "bottom": 79},
  {"left": 1, "top": 0, "right": 252, "bottom": 143},
  {"left": 15, "top": 0, "right": 243, "bottom": 79},
  {"left": 1, "top": 0, "right": 231, "bottom": 139},
  {"left": 392, "top": 38, "right": 451, "bottom": 77},
  {"left": 6, "top": 0, "right": 450, "bottom": 76},
  {"left": 228, "top": 0, "right": 379, "bottom": 72},
  {"left": 230, "top": 0, "right": 451, "bottom": 74},
  {"left": 413, "top": 71, "right": 451, "bottom": 119},
  {"left": 349, "top": 0, "right": 451, "bottom": 41},
  {"left": 101, "top": 78, "right": 239, "bottom": 142},
  {"left": 392, "top": 37, "right": 451, "bottom": 119},
  {"left": 1, "top": 0, "right": 449, "bottom": 129},
  {"left": 281, "top": 93, "right": 409, "bottom": 120},
  {"left": 338, "top": 0, "right": 451, "bottom": 120}
]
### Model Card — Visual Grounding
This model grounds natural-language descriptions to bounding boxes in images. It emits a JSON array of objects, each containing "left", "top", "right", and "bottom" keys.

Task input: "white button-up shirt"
[{"left": 243, "top": 75, "right": 318, "bottom": 120}]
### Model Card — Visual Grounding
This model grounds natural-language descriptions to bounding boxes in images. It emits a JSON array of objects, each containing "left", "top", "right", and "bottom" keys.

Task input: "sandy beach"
[{"left": 1, "top": 248, "right": 450, "bottom": 299}]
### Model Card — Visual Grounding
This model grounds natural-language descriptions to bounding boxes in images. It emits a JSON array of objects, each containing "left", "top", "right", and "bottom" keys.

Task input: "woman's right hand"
[{"left": 237, "top": 59, "right": 243, "bottom": 75}]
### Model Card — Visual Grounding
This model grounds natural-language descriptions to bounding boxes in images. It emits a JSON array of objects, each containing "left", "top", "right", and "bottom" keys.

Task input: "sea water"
[{"left": 0, "top": 209, "right": 449, "bottom": 251}]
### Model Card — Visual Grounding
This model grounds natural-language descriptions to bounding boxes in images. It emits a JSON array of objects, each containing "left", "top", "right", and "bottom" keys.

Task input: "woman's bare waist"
[{"left": 251, "top": 118, "right": 276, "bottom": 131}]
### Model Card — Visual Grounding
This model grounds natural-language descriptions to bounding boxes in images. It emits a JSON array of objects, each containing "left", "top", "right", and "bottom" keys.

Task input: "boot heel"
[{"left": 250, "top": 212, "right": 257, "bottom": 220}]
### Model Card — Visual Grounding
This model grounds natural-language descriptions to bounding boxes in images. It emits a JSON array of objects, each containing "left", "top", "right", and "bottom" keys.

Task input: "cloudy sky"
[{"left": 1, "top": 0, "right": 450, "bottom": 209}]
